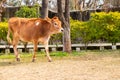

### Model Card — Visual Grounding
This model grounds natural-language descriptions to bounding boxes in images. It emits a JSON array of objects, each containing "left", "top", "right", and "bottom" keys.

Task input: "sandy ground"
[{"left": 0, "top": 56, "right": 120, "bottom": 80}]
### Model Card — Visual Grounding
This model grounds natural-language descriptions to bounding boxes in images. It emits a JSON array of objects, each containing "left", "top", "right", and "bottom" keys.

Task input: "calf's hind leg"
[{"left": 12, "top": 35, "right": 20, "bottom": 61}]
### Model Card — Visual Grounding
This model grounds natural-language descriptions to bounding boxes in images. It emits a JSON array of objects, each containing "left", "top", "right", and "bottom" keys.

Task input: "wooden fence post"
[
  {"left": 112, "top": 45, "right": 117, "bottom": 50},
  {"left": 100, "top": 46, "right": 104, "bottom": 50},
  {"left": 5, "top": 49, "right": 10, "bottom": 54},
  {"left": 52, "top": 47, "right": 56, "bottom": 51},
  {"left": 76, "top": 47, "right": 80, "bottom": 51},
  {"left": 29, "top": 49, "right": 33, "bottom": 53}
]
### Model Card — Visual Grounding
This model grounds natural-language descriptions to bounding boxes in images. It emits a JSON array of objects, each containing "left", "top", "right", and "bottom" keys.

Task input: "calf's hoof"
[
  {"left": 16, "top": 58, "right": 20, "bottom": 62},
  {"left": 32, "top": 58, "right": 36, "bottom": 62},
  {"left": 48, "top": 59, "right": 52, "bottom": 62}
]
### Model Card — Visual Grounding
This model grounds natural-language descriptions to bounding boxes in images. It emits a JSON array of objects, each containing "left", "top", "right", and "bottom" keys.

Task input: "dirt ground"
[{"left": 0, "top": 55, "right": 120, "bottom": 80}]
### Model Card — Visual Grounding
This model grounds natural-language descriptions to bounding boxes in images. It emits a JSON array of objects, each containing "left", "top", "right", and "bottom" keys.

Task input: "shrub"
[
  {"left": 90, "top": 12, "right": 120, "bottom": 44},
  {"left": 15, "top": 6, "right": 39, "bottom": 18},
  {"left": 70, "top": 19, "right": 87, "bottom": 43},
  {"left": 70, "top": 12, "right": 120, "bottom": 44},
  {"left": 0, "top": 22, "right": 8, "bottom": 41},
  {"left": 1, "top": 12, "right": 120, "bottom": 45},
  {"left": 49, "top": 34, "right": 62, "bottom": 45}
]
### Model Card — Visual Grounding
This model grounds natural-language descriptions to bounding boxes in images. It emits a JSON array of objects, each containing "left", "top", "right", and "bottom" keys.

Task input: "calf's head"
[{"left": 50, "top": 17, "right": 64, "bottom": 34}]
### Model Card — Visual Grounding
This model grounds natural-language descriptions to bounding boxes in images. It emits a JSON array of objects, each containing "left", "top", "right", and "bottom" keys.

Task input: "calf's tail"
[{"left": 7, "top": 28, "right": 12, "bottom": 44}]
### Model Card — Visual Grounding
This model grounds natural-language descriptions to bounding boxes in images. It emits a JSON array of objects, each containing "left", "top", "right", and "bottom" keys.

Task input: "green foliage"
[
  {"left": 0, "top": 22, "right": 8, "bottom": 41},
  {"left": 1, "top": 12, "right": 120, "bottom": 44},
  {"left": 15, "top": 6, "right": 39, "bottom": 18},
  {"left": 70, "top": 19, "right": 87, "bottom": 43},
  {"left": 50, "top": 34, "right": 62, "bottom": 45},
  {"left": 70, "top": 12, "right": 120, "bottom": 44},
  {"left": 90, "top": 12, "right": 120, "bottom": 43}
]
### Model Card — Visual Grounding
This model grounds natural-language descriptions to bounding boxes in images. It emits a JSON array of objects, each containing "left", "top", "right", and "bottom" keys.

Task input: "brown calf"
[{"left": 7, "top": 17, "right": 63, "bottom": 62}]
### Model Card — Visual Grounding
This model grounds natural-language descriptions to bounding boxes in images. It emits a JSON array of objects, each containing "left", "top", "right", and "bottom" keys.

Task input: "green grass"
[
  {"left": 0, "top": 50, "right": 120, "bottom": 61},
  {"left": 0, "top": 50, "right": 120, "bottom": 66},
  {"left": 0, "top": 54, "right": 14, "bottom": 59}
]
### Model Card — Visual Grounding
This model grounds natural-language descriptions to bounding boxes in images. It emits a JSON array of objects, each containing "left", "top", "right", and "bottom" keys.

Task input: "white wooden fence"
[{"left": 0, "top": 43, "right": 120, "bottom": 53}]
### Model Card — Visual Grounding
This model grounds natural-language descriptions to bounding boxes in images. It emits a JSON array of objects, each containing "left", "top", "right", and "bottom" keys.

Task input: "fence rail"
[{"left": 0, "top": 43, "right": 120, "bottom": 53}]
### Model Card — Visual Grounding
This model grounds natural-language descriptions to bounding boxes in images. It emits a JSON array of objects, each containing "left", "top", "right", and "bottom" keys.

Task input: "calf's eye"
[{"left": 54, "top": 23, "right": 57, "bottom": 26}]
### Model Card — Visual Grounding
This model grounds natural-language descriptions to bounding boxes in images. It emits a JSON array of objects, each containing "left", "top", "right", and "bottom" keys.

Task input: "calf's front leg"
[
  {"left": 44, "top": 42, "right": 52, "bottom": 62},
  {"left": 32, "top": 41, "right": 38, "bottom": 62}
]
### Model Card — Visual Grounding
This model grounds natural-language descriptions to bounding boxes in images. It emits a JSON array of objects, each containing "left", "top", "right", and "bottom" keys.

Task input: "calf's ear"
[
  {"left": 52, "top": 16, "right": 58, "bottom": 20},
  {"left": 45, "top": 17, "right": 51, "bottom": 21}
]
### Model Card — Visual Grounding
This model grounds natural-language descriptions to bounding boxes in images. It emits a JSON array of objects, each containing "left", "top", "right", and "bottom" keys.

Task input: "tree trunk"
[
  {"left": 57, "top": 0, "right": 71, "bottom": 53},
  {"left": 41, "top": 0, "right": 48, "bottom": 18},
  {"left": 0, "top": 0, "right": 5, "bottom": 22}
]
